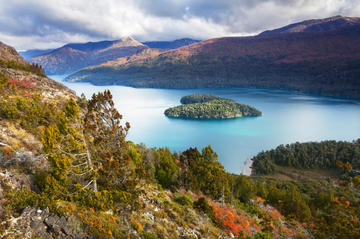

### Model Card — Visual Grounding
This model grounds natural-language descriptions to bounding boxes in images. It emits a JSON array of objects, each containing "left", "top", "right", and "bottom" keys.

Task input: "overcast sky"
[{"left": 0, "top": 0, "right": 359, "bottom": 50}]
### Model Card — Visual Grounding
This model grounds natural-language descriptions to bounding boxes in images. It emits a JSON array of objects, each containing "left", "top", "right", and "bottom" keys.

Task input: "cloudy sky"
[{"left": 0, "top": 0, "right": 359, "bottom": 50}]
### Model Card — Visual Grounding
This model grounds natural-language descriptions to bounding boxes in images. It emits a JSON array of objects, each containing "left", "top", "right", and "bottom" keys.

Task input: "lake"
[{"left": 51, "top": 75, "right": 360, "bottom": 174}]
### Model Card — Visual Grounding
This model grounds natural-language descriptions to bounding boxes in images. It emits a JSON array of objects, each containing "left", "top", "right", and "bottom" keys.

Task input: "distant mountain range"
[
  {"left": 66, "top": 16, "right": 360, "bottom": 98},
  {"left": 27, "top": 37, "right": 147, "bottom": 75},
  {"left": 20, "top": 38, "right": 200, "bottom": 75}
]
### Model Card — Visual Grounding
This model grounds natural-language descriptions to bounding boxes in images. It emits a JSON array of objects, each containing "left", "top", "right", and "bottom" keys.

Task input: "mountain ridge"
[
  {"left": 22, "top": 38, "right": 200, "bottom": 75},
  {"left": 260, "top": 15, "right": 360, "bottom": 35}
]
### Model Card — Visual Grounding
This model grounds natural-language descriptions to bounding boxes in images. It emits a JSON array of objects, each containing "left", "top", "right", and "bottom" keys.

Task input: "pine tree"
[{"left": 84, "top": 90, "right": 133, "bottom": 192}]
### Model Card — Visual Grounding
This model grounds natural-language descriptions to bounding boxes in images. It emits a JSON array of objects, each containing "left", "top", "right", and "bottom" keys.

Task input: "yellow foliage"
[
  {"left": 130, "top": 217, "right": 143, "bottom": 232},
  {"left": 0, "top": 146, "right": 14, "bottom": 159},
  {"left": 57, "top": 201, "right": 76, "bottom": 214}
]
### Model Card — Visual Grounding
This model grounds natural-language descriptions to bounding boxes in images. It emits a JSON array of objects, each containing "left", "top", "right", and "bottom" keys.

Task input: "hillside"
[
  {"left": 30, "top": 37, "right": 147, "bottom": 75},
  {"left": 0, "top": 41, "right": 74, "bottom": 99},
  {"left": 1, "top": 41, "right": 360, "bottom": 238},
  {"left": 66, "top": 16, "right": 360, "bottom": 98},
  {"left": 0, "top": 41, "right": 28, "bottom": 64}
]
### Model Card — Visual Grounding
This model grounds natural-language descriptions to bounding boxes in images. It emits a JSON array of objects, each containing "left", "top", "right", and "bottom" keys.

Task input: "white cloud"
[{"left": 0, "top": 0, "right": 359, "bottom": 50}]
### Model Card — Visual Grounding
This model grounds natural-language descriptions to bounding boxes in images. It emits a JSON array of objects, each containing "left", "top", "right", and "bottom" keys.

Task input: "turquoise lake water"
[{"left": 51, "top": 75, "right": 360, "bottom": 174}]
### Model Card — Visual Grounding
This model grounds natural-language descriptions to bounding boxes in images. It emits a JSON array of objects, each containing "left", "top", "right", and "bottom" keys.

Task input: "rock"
[
  {"left": 0, "top": 169, "right": 32, "bottom": 191},
  {"left": 105, "top": 209, "right": 113, "bottom": 215},
  {"left": 30, "top": 220, "right": 46, "bottom": 233},
  {"left": 44, "top": 214, "right": 59, "bottom": 227},
  {"left": 179, "top": 227, "right": 199, "bottom": 239},
  {"left": 143, "top": 212, "right": 154, "bottom": 222},
  {"left": 1, "top": 206, "right": 87, "bottom": 239}
]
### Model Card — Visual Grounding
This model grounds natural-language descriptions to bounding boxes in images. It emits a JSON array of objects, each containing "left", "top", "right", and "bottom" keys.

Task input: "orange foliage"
[
  {"left": 211, "top": 202, "right": 260, "bottom": 237},
  {"left": 9, "top": 77, "right": 36, "bottom": 90},
  {"left": 256, "top": 197, "right": 265, "bottom": 203}
]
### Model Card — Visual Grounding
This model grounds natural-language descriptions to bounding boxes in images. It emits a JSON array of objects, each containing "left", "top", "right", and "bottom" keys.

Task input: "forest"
[
  {"left": 251, "top": 141, "right": 360, "bottom": 175},
  {"left": 0, "top": 73, "right": 359, "bottom": 238}
]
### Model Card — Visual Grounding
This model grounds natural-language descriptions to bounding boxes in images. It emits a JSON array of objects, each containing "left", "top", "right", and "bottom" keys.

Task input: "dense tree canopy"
[{"left": 252, "top": 140, "right": 360, "bottom": 175}]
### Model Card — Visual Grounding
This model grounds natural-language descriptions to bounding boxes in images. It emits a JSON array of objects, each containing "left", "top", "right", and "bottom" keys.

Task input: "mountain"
[
  {"left": 24, "top": 37, "right": 199, "bottom": 75},
  {"left": 260, "top": 15, "right": 360, "bottom": 35},
  {"left": 66, "top": 16, "right": 360, "bottom": 98},
  {"left": 19, "top": 49, "right": 55, "bottom": 60},
  {"left": 30, "top": 37, "right": 147, "bottom": 75},
  {"left": 142, "top": 38, "right": 200, "bottom": 49}
]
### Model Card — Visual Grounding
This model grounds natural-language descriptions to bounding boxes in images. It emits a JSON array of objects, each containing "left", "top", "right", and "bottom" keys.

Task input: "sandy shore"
[{"left": 241, "top": 158, "right": 253, "bottom": 176}]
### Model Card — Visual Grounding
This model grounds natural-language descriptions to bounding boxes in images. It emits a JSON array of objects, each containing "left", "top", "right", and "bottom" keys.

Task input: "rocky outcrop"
[{"left": 1, "top": 207, "right": 88, "bottom": 239}]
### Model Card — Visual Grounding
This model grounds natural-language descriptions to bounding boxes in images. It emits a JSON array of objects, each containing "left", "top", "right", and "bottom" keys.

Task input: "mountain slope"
[
  {"left": 142, "top": 38, "right": 200, "bottom": 49},
  {"left": 66, "top": 17, "right": 360, "bottom": 98},
  {"left": 30, "top": 37, "right": 147, "bottom": 75},
  {"left": 260, "top": 15, "right": 360, "bottom": 35}
]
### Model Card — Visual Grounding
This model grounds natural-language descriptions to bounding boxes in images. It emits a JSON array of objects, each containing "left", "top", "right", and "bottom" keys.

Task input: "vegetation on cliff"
[{"left": 165, "top": 94, "right": 262, "bottom": 119}]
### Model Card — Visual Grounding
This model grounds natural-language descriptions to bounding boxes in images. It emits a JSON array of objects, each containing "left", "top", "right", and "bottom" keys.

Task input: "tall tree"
[{"left": 84, "top": 90, "right": 132, "bottom": 191}]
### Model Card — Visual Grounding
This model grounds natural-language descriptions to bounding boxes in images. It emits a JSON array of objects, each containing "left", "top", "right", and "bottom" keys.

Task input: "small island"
[{"left": 164, "top": 94, "right": 262, "bottom": 119}]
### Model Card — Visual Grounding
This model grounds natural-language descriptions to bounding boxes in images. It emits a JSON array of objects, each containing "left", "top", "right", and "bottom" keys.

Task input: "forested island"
[{"left": 165, "top": 94, "right": 262, "bottom": 119}]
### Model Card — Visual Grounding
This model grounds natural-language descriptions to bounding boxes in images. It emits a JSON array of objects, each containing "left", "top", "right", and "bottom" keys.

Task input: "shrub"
[
  {"left": 174, "top": 194, "right": 193, "bottom": 206},
  {"left": 193, "top": 197, "right": 219, "bottom": 225}
]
